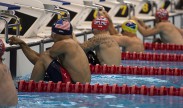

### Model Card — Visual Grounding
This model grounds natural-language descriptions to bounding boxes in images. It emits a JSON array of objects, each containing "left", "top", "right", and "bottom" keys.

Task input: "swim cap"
[
  {"left": 0, "top": 39, "right": 5, "bottom": 57},
  {"left": 52, "top": 19, "right": 73, "bottom": 35},
  {"left": 155, "top": 8, "right": 169, "bottom": 21},
  {"left": 121, "top": 20, "right": 137, "bottom": 34},
  {"left": 92, "top": 16, "right": 109, "bottom": 30}
]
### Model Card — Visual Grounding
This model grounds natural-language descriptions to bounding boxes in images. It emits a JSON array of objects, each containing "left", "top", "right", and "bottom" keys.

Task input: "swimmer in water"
[
  {"left": 131, "top": 8, "right": 183, "bottom": 45},
  {"left": 0, "top": 39, "right": 18, "bottom": 107},
  {"left": 99, "top": 10, "right": 144, "bottom": 53},
  {"left": 9, "top": 19, "right": 91, "bottom": 83},
  {"left": 79, "top": 16, "right": 121, "bottom": 66}
]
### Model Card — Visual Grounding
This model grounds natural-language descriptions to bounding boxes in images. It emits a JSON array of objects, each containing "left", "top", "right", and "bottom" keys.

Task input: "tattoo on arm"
[{"left": 80, "top": 37, "right": 100, "bottom": 52}]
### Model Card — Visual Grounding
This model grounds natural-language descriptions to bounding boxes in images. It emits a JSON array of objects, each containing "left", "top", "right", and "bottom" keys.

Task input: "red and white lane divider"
[
  {"left": 121, "top": 52, "right": 183, "bottom": 62},
  {"left": 18, "top": 80, "right": 183, "bottom": 96},
  {"left": 144, "top": 43, "right": 183, "bottom": 50},
  {"left": 90, "top": 64, "right": 183, "bottom": 76}
]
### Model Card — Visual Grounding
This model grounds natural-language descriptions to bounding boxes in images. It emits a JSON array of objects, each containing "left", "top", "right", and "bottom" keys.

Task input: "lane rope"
[
  {"left": 144, "top": 43, "right": 183, "bottom": 50},
  {"left": 18, "top": 80, "right": 183, "bottom": 96},
  {"left": 121, "top": 52, "right": 183, "bottom": 62},
  {"left": 90, "top": 64, "right": 183, "bottom": 76}
]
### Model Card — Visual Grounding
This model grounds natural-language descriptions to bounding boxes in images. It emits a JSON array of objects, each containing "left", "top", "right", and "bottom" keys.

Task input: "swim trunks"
[
  {"left": 44, "top": 60, "right": 72, "bottom": 83},
  {"left": 86, "top": 50, "right": 100, "bottom": 65}
]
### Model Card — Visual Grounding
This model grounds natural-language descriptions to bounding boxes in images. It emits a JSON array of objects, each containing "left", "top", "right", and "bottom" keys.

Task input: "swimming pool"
[
  {"left": 16, "top": 74, "right": 183, "bottom": 108},
  {"left": 15, "top": 51, "right": 183, "bottom": 108}
]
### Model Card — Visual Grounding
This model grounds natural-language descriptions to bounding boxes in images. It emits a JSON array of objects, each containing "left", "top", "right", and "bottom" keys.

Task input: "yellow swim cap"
[{"left": 121, "top": 20, "right": 137, "bottom": 34}]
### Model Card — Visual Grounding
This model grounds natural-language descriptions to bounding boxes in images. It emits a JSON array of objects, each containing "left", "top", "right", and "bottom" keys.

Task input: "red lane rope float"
[
  {"left": 90, "top": 64, "right": 183, "bottom": 76},
  {"left": 121, "top": 52, "right": 183, "bottom": 62},
  {"left": 144, "top": 43, "right": 183, "bottom": 50},
  {"left": 18, "top": 80, "right": 183, "bottom": 96}
]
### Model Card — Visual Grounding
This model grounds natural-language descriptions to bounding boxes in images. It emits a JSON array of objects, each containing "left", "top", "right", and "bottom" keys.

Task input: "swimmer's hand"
[
  {"left": 130, "top": 16, "right": 138, "bottom": 21},
  {"left": 99, "top": 10, "right": 112, "bottom": 22},
  {"left": 8, "top": 36, "right": 25, "bottom": 45}
]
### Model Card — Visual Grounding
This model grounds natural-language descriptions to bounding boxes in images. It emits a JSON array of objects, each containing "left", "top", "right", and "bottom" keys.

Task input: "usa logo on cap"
[
  {"left": 52, "top": 19, "right": 73, "bottom": 35},
  {"left": 55, "top": 20, "right": 70, "bottom": 31}
]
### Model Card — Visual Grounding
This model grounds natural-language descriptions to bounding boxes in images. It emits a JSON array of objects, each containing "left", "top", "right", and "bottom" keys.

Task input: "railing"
[{"left": 0, "top": 10, "right": 21, "bottom": 43}]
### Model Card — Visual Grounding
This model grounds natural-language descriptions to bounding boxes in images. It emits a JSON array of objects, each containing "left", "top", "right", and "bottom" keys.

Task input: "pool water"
[
  {"left": 17, "top": 92, "right": 183, "bottom": 108},
  {"left": 91, "top": 75, "right": 183, "bottom": 88}
]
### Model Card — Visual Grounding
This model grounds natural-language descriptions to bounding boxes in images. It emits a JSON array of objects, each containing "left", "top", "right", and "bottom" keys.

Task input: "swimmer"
[
  {"left": 0, "top": 39, "right": 18, "bottom": 107},
  {"left": 9, "top": 19, "right": 91, "bottom": 83},
  {"left": 100, "top": 11, "right": 144, "bottom": 53},
  {"left": 131, "top": 8, "right": 183, "bottom": 45},
  {"left": 79, "top": 16, "right": 121, "bottom": 66}
]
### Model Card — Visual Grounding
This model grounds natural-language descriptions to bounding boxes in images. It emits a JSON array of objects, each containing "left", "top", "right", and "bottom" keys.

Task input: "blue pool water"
[
  {"left": 17, "top": 92, "right": 183, "bottom": 108},
  {"left": 15, "top": 74, "right": 183, "bottom": 108},
  {"left": 91, "top": 75, "right": 183, "bottom": 88},
  {"left": 121, "top": 60, "right": 183, "bottom": 69}
]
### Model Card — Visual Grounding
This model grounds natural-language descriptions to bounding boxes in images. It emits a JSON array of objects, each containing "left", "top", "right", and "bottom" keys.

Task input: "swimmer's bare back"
[
  {"left": 158, "top": 22, "right": 183, "bottom": 45},
  {"left": 80, "top": 33, "right": 121, "bottom": 66},
  {"left": 56, "top": 38, "right": 91, "bottom": 83}
]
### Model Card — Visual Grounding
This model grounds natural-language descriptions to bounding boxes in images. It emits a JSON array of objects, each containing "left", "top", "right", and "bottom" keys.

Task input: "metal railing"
[
  {"left": 83, "top": 0, "right": 105, "bottom": 10},
  {"left": 170, "top": 0, "right": 175, "bottom": 13},
  {"left": 0, "top": 10, "right": 20, "bottom": 43}
]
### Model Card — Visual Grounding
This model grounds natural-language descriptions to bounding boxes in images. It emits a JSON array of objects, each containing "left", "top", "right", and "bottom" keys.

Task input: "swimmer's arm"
[
  {"left": 8, "top": 36, "right": 40, "bottom": 65},
  {"left": 113, "top": 36, "right": 127, "bottom": 47},
  {"left": 131, "top": 17, "right": 149, "bottom": 29},
  {"left": 19, "top": 42, "right": 41, "bottom": 65},
  {"left": 49, "top": 41, "right": 65, "bottom": 58},
  {"left": 79, "top": 37, "right": 99, "bottom": 52},
  {"left": 136, "top": 21, "right": 160, "bottom": 37},
  {"left": 137, "top": 19, "right": 149, "bottom": 29},
  {"left": 102, "top": 11, "right": 119, "bottom": 35}
]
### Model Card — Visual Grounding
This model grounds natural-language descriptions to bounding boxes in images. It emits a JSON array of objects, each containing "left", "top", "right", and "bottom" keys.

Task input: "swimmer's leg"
[
  {"left": 30, "top": 60, "right": 46, "bottom": 82},
  {"left": 30, "top": 52, "right": 53, "bottom": 82}
]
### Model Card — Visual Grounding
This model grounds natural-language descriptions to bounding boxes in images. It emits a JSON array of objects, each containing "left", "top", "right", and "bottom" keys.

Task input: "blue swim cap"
[{"left": 52, "top": 19, "right": 73, "bottom": 35}]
